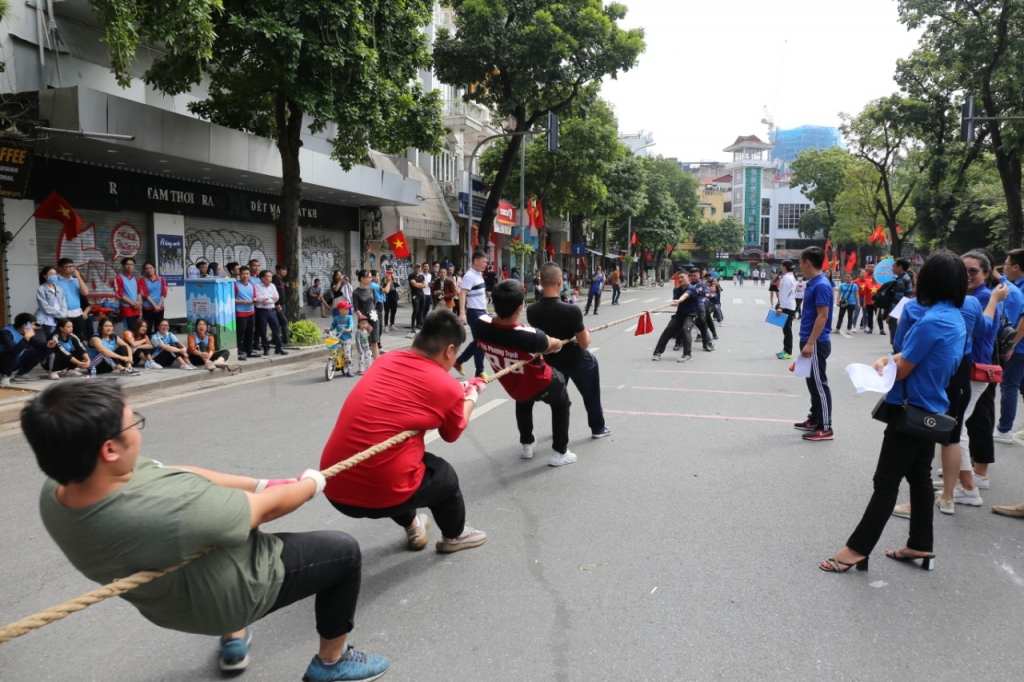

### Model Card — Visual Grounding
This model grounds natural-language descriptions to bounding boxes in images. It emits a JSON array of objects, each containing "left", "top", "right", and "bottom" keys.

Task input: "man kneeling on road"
[
  {"left": 476, "top": 279, "right": 577, "bottom": 467},
  {"left": 24, "top": 381, "right": 388, "bottom": 681},
  {"left": 321, "top": 309, "right": 488, "bottom": 553}
]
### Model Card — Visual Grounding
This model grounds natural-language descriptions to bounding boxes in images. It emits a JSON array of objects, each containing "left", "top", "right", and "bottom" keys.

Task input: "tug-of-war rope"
[{"left": 0, "top": 304, "right": 670, "bottom": 644}]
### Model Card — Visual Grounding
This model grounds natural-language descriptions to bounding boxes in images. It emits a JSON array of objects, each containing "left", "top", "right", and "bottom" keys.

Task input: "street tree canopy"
[
  {"left": 118, "top": 0, "right": 445, "bottom": 319},
  {"left": 788, "top": 147, "right": 852, "bottom": 234},
  {"left": 692, "top": 216, "right": 745, "bottom": 257},
  {"left": 434, "top": 0, "right": 644, "bottom": 246}
]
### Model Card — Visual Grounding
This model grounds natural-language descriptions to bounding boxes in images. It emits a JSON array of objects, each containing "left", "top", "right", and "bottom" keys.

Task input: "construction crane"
[{"left": 761, "top": 105, "right": 775, "bottom": 137}]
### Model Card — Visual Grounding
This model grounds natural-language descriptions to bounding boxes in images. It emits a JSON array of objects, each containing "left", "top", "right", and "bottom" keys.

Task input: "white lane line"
[
  {"left": 424, "top": 398, "right": 508, "bottom": 445},
  {"left": 643, "top": 297, "right": 660, "bottom": 303},
  {"left": 732, "top": 298, "right": 743, "bottom": 304},
  {"left": 590, "top": 347, "right": 600, "bottom": 353},
  {"left": 754, "top": 298, "right": 767, "bottom": 306},
  {"left": 618, "top": 299, "right": 636, "bottom": 305}
]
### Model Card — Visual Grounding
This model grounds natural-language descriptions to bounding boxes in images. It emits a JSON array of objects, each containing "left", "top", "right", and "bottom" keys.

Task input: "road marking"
[
  {"left": 644, "top": 297, "right": 660, "bottom": 303},
  {"left": 755, "top": 298, "right": 767, "bottom": 305},
  {"left": 424, "top": 398, "right": 508, "bottom": 445},
  {"left": 633, "top": 386, "right": 798, "bottom": 398},
  {"left": 590, "top": 347, "right": 600, "bottom": 353},
  {"left": 605, "top": 409, "right": 793, "bottom": 424},
  {"left": 647, "top": 370, "right": 787, "bottom": 379},
  {"left": 619, "top": 299, "right": 635, "bottom": 305},
  {"left": 732, "top": 298, "right": 743, "bottom": 304}
]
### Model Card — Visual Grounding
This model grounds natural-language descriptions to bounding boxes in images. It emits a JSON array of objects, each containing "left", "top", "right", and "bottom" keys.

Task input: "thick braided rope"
[{"left": 0, "top": 302, "right": 672, "bottom": 644}]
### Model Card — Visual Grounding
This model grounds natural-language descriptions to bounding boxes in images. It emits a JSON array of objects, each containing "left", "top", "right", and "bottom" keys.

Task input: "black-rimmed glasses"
[{"left": 116, "top": 412, "right": 146, "bottom": 436}]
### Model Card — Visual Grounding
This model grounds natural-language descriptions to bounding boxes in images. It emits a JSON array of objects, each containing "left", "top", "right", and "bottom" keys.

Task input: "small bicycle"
[{"left": 324, "top": 333, "right": 347, "bottom": 381}]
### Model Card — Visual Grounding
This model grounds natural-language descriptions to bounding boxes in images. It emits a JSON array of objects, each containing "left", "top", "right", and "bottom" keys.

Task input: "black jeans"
[
  {"left": 846, "top": 421, "right": 935, "bottom": 556},
  {"left": 585, "top": 291, "right": 602, "bottom": 314},
  {"left": 410, "top": 296, "right": 424, "bottom": 328},
  {"left": 794, "top": 298, "right": 803, "bottom": 318},
  {"left": 562, "top": 351, "right": 605, "bottom": 434},
  {"left": 265, "top": 531, "right": 361, "bottom": 641},
  {"left": 803, "top": 339, "right": 832, "bottom": 430},
  {"left": 516, "top": 374, "right": 572, "bottom": 454},
  {"left": 47, "top": 350, "right": 87, "bottom": 373},
  {"left": 256, "top": 308, "right": 283, "bottom": 353},
  {"left": 0, "top": 345, "right": 50, "bottom": 377},
  {"left": 703, "top": 306, "right": 717, "bottom": 339},
  {"left": 835, "top": 304, "right": 854, "bottom": 330},
  {"left": 188, "top": 350, "right": 230, "bottom": 366},
  {"left": 237, "top": 314, "right": 255, "bottom": 355},
  {"left": 142, "top": 308, "right": 164, "bottom": 331},
  {"left": 965, "top": 382, "right": 997, "bottom": 465},
  {"left": 328, "top": 453, "right": 466, "bottom": 539},
  {"left": 655, "top": 314, "right": 705, "bottom": 357},
  {"left": 612, "top": 285, "right": 621, "bottom": 304},
  {"left": 780, "top": 308, "right": 795, "bottom": 354},
  {"left": 275, "top": 306, "right": 290, "bottom": 344},
  {"left": 862, "top": 304, "right": 875, "bottom": 331},
  {"left": 456, "top": 308, "right": 487, "bottom": 374},
  {"left": 384, "top": 299, "right": 398, "bottom": 327}
]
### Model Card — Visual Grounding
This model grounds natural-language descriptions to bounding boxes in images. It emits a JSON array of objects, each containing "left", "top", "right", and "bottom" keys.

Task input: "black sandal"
[
  {"left": 885, "top": 548, "right": 935, "bottom": 571},
  {"left": 819, "top": 554, "right": 869, "bottom": 573}
]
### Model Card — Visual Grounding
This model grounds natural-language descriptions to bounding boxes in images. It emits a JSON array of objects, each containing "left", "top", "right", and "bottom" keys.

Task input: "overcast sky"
[{"left": 601, "top": 0, "right": 923, "bottom": 162}]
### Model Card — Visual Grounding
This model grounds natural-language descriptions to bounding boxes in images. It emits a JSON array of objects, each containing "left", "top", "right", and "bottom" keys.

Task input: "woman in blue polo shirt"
[
  {"left": 834, "top": 273, "right": 859, "bottom": 332},
  {"left": 821, "top": 250, "right": 967, "bottom": 573}
]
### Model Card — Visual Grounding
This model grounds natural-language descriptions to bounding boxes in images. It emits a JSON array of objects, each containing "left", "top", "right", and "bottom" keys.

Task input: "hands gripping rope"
[{"left": 0, "top": 304, "right": 670, "bottom": 644}]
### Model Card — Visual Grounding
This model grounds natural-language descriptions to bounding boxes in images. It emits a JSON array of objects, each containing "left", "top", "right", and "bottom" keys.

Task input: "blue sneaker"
[
  {"left": 303, "top": 645, "right": 390, "bottom": 682},
  {"left": 219, "top": 627, "right": 252, "bottom": 671},
  {"left": 591, "top": 427, "right": 612, "bottom": 439}
]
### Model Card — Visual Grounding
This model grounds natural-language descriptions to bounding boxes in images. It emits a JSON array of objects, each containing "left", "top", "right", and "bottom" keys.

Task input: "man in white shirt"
[
  {"left": 253, "top": 270, "right": 288, "bottom": 356},
  {"left": 456, "top": 250, "right": 489, "bottom": 377},
  {"left": 775, "top": 260, "right": 797, "bottom": 360}
]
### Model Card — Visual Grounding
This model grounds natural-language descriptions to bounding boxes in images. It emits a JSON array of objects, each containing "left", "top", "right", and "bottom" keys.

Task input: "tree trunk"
[
  {"left": 994, "top": 148, "right": 1024, "bottom": 249},
  {"left": 276, "top": 94, "right": 304, "bottom": 322},
  {"left": 479, "top": 110, "right": 528, "bottom": 248}
]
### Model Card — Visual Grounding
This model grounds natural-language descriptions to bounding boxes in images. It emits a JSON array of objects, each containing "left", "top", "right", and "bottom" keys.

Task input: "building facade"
[{"left": 770, "top": 125, "right": 843, "bottom": 170}]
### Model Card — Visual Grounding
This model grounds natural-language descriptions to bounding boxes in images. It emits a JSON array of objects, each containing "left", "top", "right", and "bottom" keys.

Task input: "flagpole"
[{"left": 1, "top": 214, "right": 35, "bottom": 251}]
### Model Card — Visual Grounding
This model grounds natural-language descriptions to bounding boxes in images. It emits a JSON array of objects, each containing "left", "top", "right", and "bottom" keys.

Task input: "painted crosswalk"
[
  {"left": 755, "top": 298, "right": 767, "bottom": 306},
  {"left": 643, "top": 297, "right": 660, "bottom": 303},
  {"left": 732, "top": 298, "right": 743, "bottom": 304}
]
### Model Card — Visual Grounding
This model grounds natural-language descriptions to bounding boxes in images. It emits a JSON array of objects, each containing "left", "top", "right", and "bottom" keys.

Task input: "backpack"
[
  {"left": 997, "top": 312, "right": 1017, "bottom": 366},
  {"left": 874, "top": 280, "right": 898, "bottom": 311}
]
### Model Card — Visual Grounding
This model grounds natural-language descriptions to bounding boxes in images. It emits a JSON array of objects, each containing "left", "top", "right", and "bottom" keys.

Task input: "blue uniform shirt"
[
  {"left": 370, "top": 281, "right": 385, "bottom": 304},
  {"left": 675, "top": 285, "right": 700, "bottom": 317},
  {"left": 799, "top": 273, "right": 834, "bottom": 343},
  {"left": 885, "top": 301, "right": 966, "bottom": 414}
]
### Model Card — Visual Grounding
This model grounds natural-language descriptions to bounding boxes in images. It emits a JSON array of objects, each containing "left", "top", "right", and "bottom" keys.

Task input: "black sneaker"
[
  {"left": 592, "top": 427, "right": 612, "bottom": 439},
  {"left": 238, "top": 354, "right": 248, "bottom": 361},
  {"left": 672, "top": 345, "right": 682, "bottom": 352},
  {"left": 275, "top": 349, "right": 289, "bottom": 356}
]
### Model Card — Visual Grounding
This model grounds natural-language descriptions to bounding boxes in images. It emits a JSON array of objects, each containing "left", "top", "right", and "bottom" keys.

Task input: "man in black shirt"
[
  {"left": 527, "top": 263, "right": 611, "bottom": 439},
  {"left": 408, "top": 263, "right": 427, "bottom": 332},
  {"left": 653, "top": 269, "right": 706, "bottom": 362},
  {"left": 272, "top": 264, "right": 291, "bottom": 345}
]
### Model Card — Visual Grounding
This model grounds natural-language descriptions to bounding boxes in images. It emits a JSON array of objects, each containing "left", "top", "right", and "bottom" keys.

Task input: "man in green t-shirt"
[{"left": 22, "top": 381, "right": 389, "bottom": 682}]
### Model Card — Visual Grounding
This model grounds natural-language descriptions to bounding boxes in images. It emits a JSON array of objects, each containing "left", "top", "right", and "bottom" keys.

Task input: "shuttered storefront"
[
  {"left": 36, "top": 208, "right": 150, "bottom": 306},
  {"left": 184, "top": 217, "right": 279, "bottom": 276},
  {"left": 299, "top": 226, "right": 350, "bottom": 291}
]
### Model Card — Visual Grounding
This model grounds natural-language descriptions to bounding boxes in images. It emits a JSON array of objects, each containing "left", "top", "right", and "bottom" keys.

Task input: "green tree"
[
  {"left": 899, "top": 0, "right": 1024, "bottom": 248},
  {"left": 596, "top": 151, "right": 649, "bottom": 255},
  {"left": 841, "top": 96, "right": 920, "bottom": 256},
  {"left": 433, "top": 0, "right": 644, "bottom": 247},
  {"left": 692, "top": 216, "right": 744, "bottom": 256},
  {"left": 788, "top": 147, "right": 852, "bottom": 235},
  {"left": 797, "top": 206, "right": 831, "bottom": 239},
  {"left": 831, "top": 161, "right": 882, "bottom": 248},
  {"left": 121, "top": 0, "right": 444, "bottom": 318}
]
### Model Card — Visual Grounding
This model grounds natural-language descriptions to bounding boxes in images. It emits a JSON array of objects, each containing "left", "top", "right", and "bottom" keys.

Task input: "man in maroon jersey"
[{"left": 474, "top": 279, "right": 576, "bottom": 467}]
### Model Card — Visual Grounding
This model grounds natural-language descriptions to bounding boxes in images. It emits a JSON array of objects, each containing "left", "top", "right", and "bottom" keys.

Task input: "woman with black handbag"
[{"left": 820, "top": 251, "right": 967, "bottom": 573}]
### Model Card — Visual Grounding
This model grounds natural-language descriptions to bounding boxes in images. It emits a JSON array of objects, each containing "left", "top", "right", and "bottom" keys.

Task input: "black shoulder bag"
[{"left": 892, "top": 382, "right": 957, "bottom": 445}]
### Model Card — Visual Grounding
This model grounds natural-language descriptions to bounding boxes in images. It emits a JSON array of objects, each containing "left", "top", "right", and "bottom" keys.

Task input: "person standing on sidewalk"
[
  {"left": 775, "top": 260, "right": 797, "bottom": 360},
  {"left": 527, "top": 263, "right": 611, "bottom": 440},
  {"left": 584, "top": 266, "right": 605, "bottom": 316},
  {"left": 321, "top": 310, "right": 488, "bottom": 553},
  {"left": 455, "top": 250, "right": 488, "bottom": 378},
  {"left": 794, "top": 248, "right": 835, "bottom": 442},
  {"left": 994, "top": 248, "right": 1024, "bottom": 445},
  {"left": 233, "top": 266, "right": 257, "bottom": 360},
  {"left": 408, "top": 263, "right": 427, "bottom": 332},
  {"left": 115, "top": 258, "right": 144, "bottom": 330},
  {"left": 272, "top": 265, "right": 291, "bottom": 346},
  {"left": 56, "top": 258, "right": 92, "bottom": 342},
  {"left": 253, "top": 270, "right": 287, "bottom": 357}
]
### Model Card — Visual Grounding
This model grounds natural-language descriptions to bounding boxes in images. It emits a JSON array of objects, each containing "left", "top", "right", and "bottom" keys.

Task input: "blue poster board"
[{"left": 874, "top": 258, "right": 895, "bottom": 284}]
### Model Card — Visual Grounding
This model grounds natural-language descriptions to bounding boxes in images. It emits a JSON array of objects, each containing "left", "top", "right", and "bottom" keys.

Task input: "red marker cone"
[{"left": 634, "top": 311, "right": 654, "bottom": 336}]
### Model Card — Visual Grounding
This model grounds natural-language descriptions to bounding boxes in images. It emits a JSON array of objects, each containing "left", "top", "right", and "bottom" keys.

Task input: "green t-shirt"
[{"left": 39, "top": 457, "right": 285, "bottom": 635}]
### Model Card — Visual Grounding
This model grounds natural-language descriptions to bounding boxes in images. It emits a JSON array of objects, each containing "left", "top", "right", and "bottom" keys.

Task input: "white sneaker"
[
  {"left": 953, "top": 482, "right": 983, "bottom": 506},
  {"left": 994, "top": 429, "right": 1014, "bottom": 444},
  {"left": 548, "top": 449, "right": 577, "bottom": 467},
  {"left": 1012, "top": 430, "right": 1024, "bottom": 446},
  {"left": 936, "top": 496, "right": 955, "bottom": 515},
  {"left": 181, "top": 364, "right": 196, "bottom": 371},
  {"left": 521, "top": 443, "right": 535, "bottom": 459},
  {"left": 851, "top": 328, "right": 859, "bottom": 334},
  {"left": 46, "top": 372, "right": 59, "bottom": 380},
  {"left": 973, "top": 472, "right": 990, "bottom": 490},
  {"left": 0, "top": 375, "right": 10, "bottom": 387}
]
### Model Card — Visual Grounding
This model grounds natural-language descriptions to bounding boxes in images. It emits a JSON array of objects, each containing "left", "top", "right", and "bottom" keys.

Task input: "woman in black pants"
[
  {"left": 46, "top": 318, "right": 90, "bottom": 376},
  {"left": 383, "top": 270, "right": 399, "bottom": 331},
  {"left": 820, "top": 251, "right": 967, "bottom": 573}
]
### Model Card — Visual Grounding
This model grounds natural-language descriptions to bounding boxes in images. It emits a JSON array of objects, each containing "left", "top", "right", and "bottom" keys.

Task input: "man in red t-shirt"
[
  {"left": 320, "top": 310, "right": 487, "bottom": 553},
  {"left": 474, "top": 280, "right": 576, "bottom": 467}
]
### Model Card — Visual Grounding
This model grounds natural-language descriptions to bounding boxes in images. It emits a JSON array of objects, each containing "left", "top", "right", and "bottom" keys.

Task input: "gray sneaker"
[
  {"left": 406, "top": 513, "right": 431, "bottom": 550},
  {"left": 549, "top": 449, "right": 578, "bottom": 467},
  {"left": 435, "top": 524, "right": 487, "bottom": 553},
  {"left": 0, "top": 375, "right": 10, "bottom": 388},
  {"left": 651, "top": 354, "right": 661, "bottom": 361},
  {"left": 677, "top": 355, "right": 693, "bottom": 363}
]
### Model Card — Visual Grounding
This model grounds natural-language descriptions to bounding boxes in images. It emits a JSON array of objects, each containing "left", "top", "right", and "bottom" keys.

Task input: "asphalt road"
[{"left": 2, "top": 283, "right": 1024, "bottom": 681}]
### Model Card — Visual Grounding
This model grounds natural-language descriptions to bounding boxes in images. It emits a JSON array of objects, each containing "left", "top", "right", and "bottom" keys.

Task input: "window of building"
[
  {"left": 761, "top": 217, "right": 770, "bottom": 235},
  {"left": 710, "top": 207, "right": 717, "bottom": 216},
  {"left": 431, "top": 148, "right": 457, "bottom": 185},
  {"left": 723, "top": 201, "right": 732, "bottom": 213},
  {"left": 777, "top": 203, "right": 811, "bottom": 231}
]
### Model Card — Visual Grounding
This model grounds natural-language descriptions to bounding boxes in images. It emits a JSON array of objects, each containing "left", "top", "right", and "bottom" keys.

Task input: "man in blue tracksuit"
[
  {"left": 794, "top": 247, "right": 834, "bottom": 442},
  {"left": 994, "top": 248, "right": 1024, "bottom": 443}
]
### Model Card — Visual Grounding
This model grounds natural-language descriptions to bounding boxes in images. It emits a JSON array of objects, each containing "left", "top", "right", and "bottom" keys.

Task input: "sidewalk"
[{"left": 0, "top": 326, "right": 417, "bottom": 425}]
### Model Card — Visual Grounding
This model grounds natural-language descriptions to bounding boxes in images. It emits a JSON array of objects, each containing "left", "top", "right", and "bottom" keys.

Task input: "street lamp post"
[{"left": 624, "top": 140, "right": 656, "bottom": 288}]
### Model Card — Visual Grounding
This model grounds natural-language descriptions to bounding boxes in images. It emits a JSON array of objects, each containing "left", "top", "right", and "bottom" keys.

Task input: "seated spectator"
[
  {"left": 188, "top": 319, "right": 230, "bottom": 370},
  {"left": 151, "top": 320, "right": 197, "bottom": 370},
  {"left": 36, "top": 266, "right": 68, "bottom": 338},
  {"left": 1, "top": 313, "right": 57, "bottom": 385},
  {"left": 307, "top": 278, "right": 329, "bottom": 318},
  {"left": 88, "top": 318, "right": 136, "bottom": 376},
  {"left": 45, "top": 318, "right": 90, "bottom": 377},
  {"left": 123, "top": 319, "right": 158, "bottom": 369}
]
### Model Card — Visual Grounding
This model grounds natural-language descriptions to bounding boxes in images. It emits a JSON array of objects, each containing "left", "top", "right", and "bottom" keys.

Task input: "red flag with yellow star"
[
  {"left": 385, "top": 230, "right": 411, "bottom": 259},
  {"left": 34, "top": 191, "right": 83, "bottom": 238}
]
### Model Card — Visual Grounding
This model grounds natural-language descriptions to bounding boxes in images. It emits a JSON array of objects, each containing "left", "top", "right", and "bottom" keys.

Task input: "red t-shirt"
[
  {"left": 320, "top": 350, "right": 468, "bottom": 508},
  {"left": 473, "top": 315, "right": 552, "bottom": 401},
  {"left": 856, "top": 277, "right": 880, "bottom": 306}
]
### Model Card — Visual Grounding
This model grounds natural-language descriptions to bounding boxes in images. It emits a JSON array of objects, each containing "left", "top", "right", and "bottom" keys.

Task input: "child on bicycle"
[{"left": 326, "top": 301, "right": 355, "bottom": 377}]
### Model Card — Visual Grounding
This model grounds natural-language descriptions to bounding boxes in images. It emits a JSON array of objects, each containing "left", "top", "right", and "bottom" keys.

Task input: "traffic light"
[
  {"left": 547, "top": 112, "right": 559, "bottom": 152},
  {"left": 961, "top": 96, "right": 976, "bottom": 143}
]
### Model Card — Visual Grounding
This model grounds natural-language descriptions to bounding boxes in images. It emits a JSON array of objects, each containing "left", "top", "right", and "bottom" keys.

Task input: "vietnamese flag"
[
  {"left": 34, "top": 191, "right": 83, "bottom": 238},
  {"left": 386, "top": 230, "right": 411, "bottom": 259},
  {"left": 845, "top": 252, "right": 858, "bottom": 272},
  {"left": 630, "top": 232, "right": 638, "bottom": 245}
]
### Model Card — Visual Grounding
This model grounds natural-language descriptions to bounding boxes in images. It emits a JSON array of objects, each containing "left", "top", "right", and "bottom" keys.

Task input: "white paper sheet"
[
  {"left": 793, "top": 354, "right": 813, "bottom": 378},
  {"left": 888, "top": 297, "right": 910, "bottom": 321},
  {"left": 845, "top": 356, "right": 898, "bottom": 394}
]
